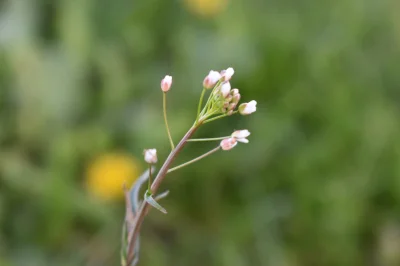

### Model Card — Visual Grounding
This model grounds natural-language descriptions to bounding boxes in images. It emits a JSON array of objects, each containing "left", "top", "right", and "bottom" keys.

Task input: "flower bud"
[
  {"left": 161, "top": 75, "right": 172, "bottom": 92},
  {"left": 239, "top": 100, "right": 257, "bottom": 115},
  {"left": 228, "top": 103, "right": 237, "bottom": 111},
  {"left": 231, "top": 88, "right": 239, "bottom": 96},
  {"left": 232, "top": 93, "right": 241, "bottom": 104},
  {"left": 231, "top": 129, "right": 250, "bottom": 143},
  {"left": 220, "top": 138, "right": 237, "bottom": 151},
  {"left": 221, "top": 67, "right": 234, "bottom": 81},
  {"left": 220, "top": 82, "right": 231, "bottom": 98},
  {"left": 143, "top": 149, "right": 157, "bottom": 164},
  {"left": 203, "top": 70, "right": 222, "bottom": 89}
]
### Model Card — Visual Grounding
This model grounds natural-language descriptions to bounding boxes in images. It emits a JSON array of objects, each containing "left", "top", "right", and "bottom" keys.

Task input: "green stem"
[
  {"left": 200, "top": 81, "right": 221, "bottom": 116},
  {"left": 203, "top": 111, "right": 238, "bottom": 124},
  {"left": 147, "top": 164, "right": 152, "bottom": 191},
  {"left": 167, "top": 146, "right": 221, "bottom": 174},
  {"left": 203, "top": 114, "right": 228, "bottom": 124},
  {"left": 187, "top": 136, "right": 230, "bottom": 142},
  {"left": 163, "top": 92, "right": 175, "bottom": 150},
  {"left": 196, "top": 88, "right": 206, "bottom": 122}
]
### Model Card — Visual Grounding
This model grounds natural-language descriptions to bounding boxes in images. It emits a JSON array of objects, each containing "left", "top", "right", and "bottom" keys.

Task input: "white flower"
[
  {"left": 222, "top": 67, "right": 234, "bottom": 81},
  {"left": 144, "top": 149, "right": 157, "bottom": 164},
  {"left": 231, "top": 129, "right": 250, "bottom": 143},
  {"left": 220, "top": 138, "right": 237, "bottom": 151},
  {"left": 161, "top": 75, "right": 172, "bottom": 92},
  {"left": 203, "top": 70, "right": 222, "bottom": 89},
  {"left": 239, "top": 100, "right": 257, "bottom": 115},
  {"left": 220, "top": 82, "right": 231, "bottom": 98}
]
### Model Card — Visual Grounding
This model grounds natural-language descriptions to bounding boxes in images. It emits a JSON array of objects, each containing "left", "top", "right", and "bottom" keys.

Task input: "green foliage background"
[{"left": 1, "top": 0, "right": 400, "bottom": 265}]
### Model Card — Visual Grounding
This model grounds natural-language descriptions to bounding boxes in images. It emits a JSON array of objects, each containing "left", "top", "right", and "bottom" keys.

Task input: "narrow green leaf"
[{"left": 144, "top": 190, "right": 167, "bottom": 214}]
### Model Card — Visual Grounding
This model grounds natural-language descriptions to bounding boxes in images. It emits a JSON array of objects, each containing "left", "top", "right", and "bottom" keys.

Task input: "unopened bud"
[
  {"left": 231, "top": 88, "right": 239, "bottom": 96},
  {"left": 161, "top": 75, "right": 172, "bottom": 92},
  {"left": 221, "top": 67, "right": 234, "bottom": 81},
  {"left": 220, "top": 82, "right": 231, "bottom": 97},
  {"left": 232, "top": 93, "right": 241, "bottom": 104},
  {"left": 229, "top": 103, "right": 237, "bottom": 111},
  {"left": 143, "top": 149, "right": 157, "bottom": 164},
  {"left": 239, "top": 100, "right": 257, "bottom": 115},
  {"left": 203, "top": 70, "right": 222, "bottom": 89},
  {"left": 231, "top": 130, "right": 250, "bottom": 143},
  {"left": 220, "top": 138, "right": 237, "bottom": 151}
]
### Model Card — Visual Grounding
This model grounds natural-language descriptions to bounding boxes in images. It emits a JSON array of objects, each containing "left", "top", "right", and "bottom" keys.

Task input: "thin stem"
[
  {"left": 200, "top": 81, "right": 221, "bottom": 116},
  {"left": 167, "top": 146, "right": 220, "bottom": 174},
  {"left": 203, "top": 111, "right": 238, "bottom": 124},
  {"left": 187, "top": 136, "right": 230, "bottom": 142},
  {"left": 203, "top": 114, "right": 228, "bottom": 123},
  {"left": 196, "top": 88, "right": 206, "bottom": 121},
  {"left": 126, "top": 125, "right": 200, "bottom": 265},
  {"left": 147, "top": 164, "right": 152, "bottom": 191},
  {"left": 163, "top": 92, "right": 175, "bottom": 150}
]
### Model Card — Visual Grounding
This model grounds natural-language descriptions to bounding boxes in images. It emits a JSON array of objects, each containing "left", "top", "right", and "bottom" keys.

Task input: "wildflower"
[
  {"left": 203, "top": 70, "right": 222, "bottom": 89},
  {"left": 86, "top": 153, "right": 141, "bottom": 201},
  {"left": 161, "top": 75, "right": 172, "bottom": 92},
  {"left": 184, "top": 0, "right": 229, "bottom": 18},
  {"left": 220, "top": 137, "right": 237, "bottom": 150},
  {"left": 220, "top": 82, "right": 231, "bottom": 97},
  {"left": 231, "top": 130, "right": 250, "bottom": 143},
  {"left": 221, "top": 67, "right": 234, "bottom": 81},
  {"left": 239, "top": 100, "right": 257, "bottom": 115},
  {"left": 144, "top": 149, "right": 158, "bottom": 164}
]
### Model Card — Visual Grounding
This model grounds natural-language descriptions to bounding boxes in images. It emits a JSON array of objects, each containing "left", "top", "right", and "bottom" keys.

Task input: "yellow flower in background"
[
  {"left": 184, "top": 0, "right": 229, "bottom": 17},
  {"left": 86, "top": 153, "right": 141, "bottom": 201}
]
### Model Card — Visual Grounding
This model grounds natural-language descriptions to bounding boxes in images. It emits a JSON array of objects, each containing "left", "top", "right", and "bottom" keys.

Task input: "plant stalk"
[{"left": 126, "top": 124, "right": 200, "bottom": 265}]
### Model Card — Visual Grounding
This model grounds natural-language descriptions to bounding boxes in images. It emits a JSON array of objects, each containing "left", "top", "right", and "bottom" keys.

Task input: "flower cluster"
[
  {"left": 198, "top": 68, "right": 257, "bottom": 123},
  {"left": 124, "top": 67, "right": 257, "bottom": 266}
]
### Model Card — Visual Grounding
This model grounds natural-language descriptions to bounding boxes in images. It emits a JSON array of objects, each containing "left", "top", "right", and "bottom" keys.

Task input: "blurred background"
[{"left": 0, "top": 0, "right": 400, "bottom": 265}]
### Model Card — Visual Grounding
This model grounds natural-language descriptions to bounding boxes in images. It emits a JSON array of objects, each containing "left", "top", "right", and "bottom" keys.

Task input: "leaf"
[{"left": 144, "top": 190, "right": 167, "bottom": 214}]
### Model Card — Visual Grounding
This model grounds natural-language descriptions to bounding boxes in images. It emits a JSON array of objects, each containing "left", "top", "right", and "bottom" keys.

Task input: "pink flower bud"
[
  {"left": 220, "top": 138, "right": 237, "bottom": 151},
  {"left": 143, "top": 149, "right": 157, "bottom": 164},
  {"left": 161, "top": 75, "right": 172, "bottom": 92},
  {"left": 231, "top": 88, "right": 239, "bottom": 96},
  {"left": 239, "top": 100, "right": 257, "bottom": 115},
  {"left": 231, "top": 129, "right": 250, "bottom": 143},
  {"left": 221, "top": 67, "right": 234, "bottom": 81},
  {"left": 229, "top": 103, "right": 237, "bottom": 111},
  {"left": 203, "top": 70, "right": 222, "bottom": 89},
  {"left": 220, "top": 82, "right": 231, "bottom": 97},
  {"left": 232, "top": 93, "right": 241, "bottom": 104}
]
